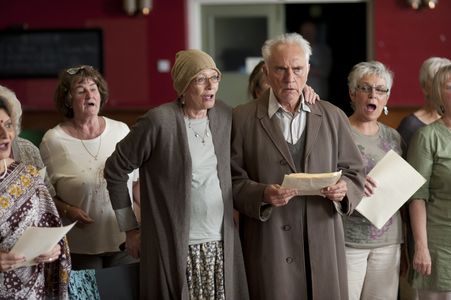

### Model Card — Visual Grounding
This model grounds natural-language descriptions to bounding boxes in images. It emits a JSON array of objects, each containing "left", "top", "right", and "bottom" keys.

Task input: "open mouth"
[
  {"left": 203, "top": 94, "right": 215, "bottom": 100},
  {"left": 0, "top": 142, "right": 10, "bottom": 151},
  {"left": 366, "top": 103, "right": 377, "bottom": 112}
]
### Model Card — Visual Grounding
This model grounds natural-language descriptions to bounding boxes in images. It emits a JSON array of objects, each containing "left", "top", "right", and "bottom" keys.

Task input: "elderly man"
[{"left": 231, "top": 33, "right": 365, "bottom": 300}]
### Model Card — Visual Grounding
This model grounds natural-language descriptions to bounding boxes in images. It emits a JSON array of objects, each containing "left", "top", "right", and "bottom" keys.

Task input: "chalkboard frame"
[{"left": 0, "top": 28, "right": 103, "bottom": 78}]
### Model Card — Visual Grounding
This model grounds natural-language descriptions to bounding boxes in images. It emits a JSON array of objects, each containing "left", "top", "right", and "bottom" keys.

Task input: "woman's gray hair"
[
  {"left": 347, "top": 61, "right": 394, "bottom": 96},
  {"left": 418, "top": 57, "right": 451, "bottom": 90},
  {"left": 0, "top": 85, "right": 22, "bottom": 134},
  {"left": 262, "top": 33, "right": 312, "bottom": 64},
  {"left": 430, "top": 64, "right": 451, "bottom": 116}
]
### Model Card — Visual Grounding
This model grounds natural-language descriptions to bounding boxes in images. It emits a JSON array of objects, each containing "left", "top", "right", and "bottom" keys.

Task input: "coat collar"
[{"left": 255, "top": 91, "right": 323, "bottom": 172}]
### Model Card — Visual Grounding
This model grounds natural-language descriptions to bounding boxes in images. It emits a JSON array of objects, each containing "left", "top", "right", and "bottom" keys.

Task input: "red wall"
[
  {"left": 0, "top": 0, "right": 186, "bottom": 109},
  {"left": 374, "top": 1, "right": 451, "bottom": 107},
  {"left": 1, "top": 1, "right": 450, "bottom": 110}
]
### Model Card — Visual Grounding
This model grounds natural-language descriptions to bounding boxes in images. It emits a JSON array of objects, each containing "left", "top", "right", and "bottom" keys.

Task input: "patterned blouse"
[{"left": 0, "top": 162, "right": 71, "bottom": 299}]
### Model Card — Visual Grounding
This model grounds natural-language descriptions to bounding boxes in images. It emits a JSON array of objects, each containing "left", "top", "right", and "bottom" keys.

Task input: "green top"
[
  {"left": 408, "top": 121, "right": 451, "bottom": 291},
  {"left": 344, "top": 123, "right": 403, "bottom": 248}
]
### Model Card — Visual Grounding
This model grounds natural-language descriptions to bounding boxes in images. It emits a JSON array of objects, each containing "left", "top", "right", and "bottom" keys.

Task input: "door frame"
[{"left": 187, "top": 0, "right": 373, "bottom": 60}]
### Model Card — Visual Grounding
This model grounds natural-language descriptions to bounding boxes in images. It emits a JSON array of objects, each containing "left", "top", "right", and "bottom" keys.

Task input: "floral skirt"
[{"left": 186, "top": 240, "right": 225, "bottom": 300}]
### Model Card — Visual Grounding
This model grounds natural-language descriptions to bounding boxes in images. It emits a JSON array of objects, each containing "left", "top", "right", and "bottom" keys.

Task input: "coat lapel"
[
  {"left": 304, "top": 103, "right": 323, "bottom": 162},
  {"left": 256, "top": 95, "right": 296, "bottom": 173}
]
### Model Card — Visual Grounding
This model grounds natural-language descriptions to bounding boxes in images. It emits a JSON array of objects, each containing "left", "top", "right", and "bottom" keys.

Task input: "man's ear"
[{"left": 263, "top": 64, "right": 269, "bottom": 77}]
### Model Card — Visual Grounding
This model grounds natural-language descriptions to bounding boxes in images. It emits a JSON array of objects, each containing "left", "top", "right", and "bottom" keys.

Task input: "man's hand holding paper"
[
  {"left": 281, "top": 170, "right": 343, "bottom": 199},
  {"left": 263, "top": 184, "right": 299, "bottom": 207},
  {"left": 320, "top": 179, "right": 348, "bottom": 202}
]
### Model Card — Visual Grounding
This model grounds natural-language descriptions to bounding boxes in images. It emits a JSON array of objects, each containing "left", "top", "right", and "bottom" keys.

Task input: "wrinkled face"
[
  {"left": 184, "top": 68, "right": 220, "bottom": 111},
  {"left": 0, "top": 108, "right": 15, "bottom": 160},
  {"left": 264, "top": 43, "right": 310, "bottom": 105},
  {"left": 350, "top": 74, "right": 389, "bottom": 122},
  {"left": 70, "top": 78, "right": 101, "bottom": 118}
]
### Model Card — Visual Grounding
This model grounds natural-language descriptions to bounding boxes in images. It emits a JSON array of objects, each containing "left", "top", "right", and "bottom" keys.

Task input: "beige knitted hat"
[{"left": 171, "top": 49, "right": 221, "bottom": 96}]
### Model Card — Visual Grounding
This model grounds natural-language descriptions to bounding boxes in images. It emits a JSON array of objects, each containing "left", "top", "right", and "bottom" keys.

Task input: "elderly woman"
[
  {"left": 408, "top": 64, "right": 451, "bottom": 300},
  {"left": 397, "top": 57, "right": 450, "bottom": 297},
  {"left": 0, "top": 97, "right": 71, "bottom": 299},
  {"left": 0, "top": 85, "right": 55, "bottom": 197},
  {"left": 397, "top": 57, "right": 450, "bottom": 153},
  {"left": 104, "top": 49, "right": 249, "bottom": 299},
  {"left": 40, "top": 65, "right": 139, "bottom": 270},
  {"left": 344, "top": 61, "right": 403, "bottom": 300}
]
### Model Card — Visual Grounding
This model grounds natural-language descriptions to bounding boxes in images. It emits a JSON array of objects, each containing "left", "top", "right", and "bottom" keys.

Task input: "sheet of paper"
[
  {"left": 38, "top": 167, "right": 46, "bottom": 180},
  {"left": 356, "top": 150, "right": 426, "bottom": 229},
  {"left": 10, "top": 222, "right": 76, "bottom": 267},
  {"left": 281, "top": 170, "right": 342, "bottom": 196}
]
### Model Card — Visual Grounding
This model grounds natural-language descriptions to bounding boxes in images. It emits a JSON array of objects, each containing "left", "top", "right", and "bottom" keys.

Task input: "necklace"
[
  {"left": 187, "top": 118, "right": 210, "bottom": 145},
  {"left": 80, "top": 135, "right": 102, "bottom": 160},
  {"left": 0, "top": 159, "right": 7, "bottom": 179}
]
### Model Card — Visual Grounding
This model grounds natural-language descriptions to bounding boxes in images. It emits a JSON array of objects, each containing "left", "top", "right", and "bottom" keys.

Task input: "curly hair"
[{"left": 54, "top": 65, "right": 108, "bottom": 119}]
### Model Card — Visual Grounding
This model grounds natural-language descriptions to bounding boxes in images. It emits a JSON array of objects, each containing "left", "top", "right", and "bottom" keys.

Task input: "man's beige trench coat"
[{"left": 231, "top": 92, "right": 365, "bottom": 300}]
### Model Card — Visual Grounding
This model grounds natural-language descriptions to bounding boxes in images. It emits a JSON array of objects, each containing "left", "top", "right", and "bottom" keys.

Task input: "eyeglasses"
[
  {"left": 356, "top": 84, "right": 389, "bottom": 96},
  {"left": 192, "top": 75, "right": 221, "bottom": 86},
  {"left": 66, "top": 65, "right": 94, "bottom": 75}
]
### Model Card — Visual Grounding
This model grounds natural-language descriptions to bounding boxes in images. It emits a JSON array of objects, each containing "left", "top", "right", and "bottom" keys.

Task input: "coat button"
[
  {"left": 280, "top": 159, "right": 288, "bottom": 165},
  {"left": 282, "top": 225, "right": 291, "bottom": 231},
  {"left": 286, "top": 257, "right": 294, "bottom": 264}
]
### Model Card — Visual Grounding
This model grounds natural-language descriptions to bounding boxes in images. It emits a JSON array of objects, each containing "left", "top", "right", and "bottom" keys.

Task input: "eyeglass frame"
[
  {"left": 192, "top": 74, "right": 221, "bottom": 86},
  {"left": 66, "top": 65, "right": 94, "bottom": 75},
  {"left": 356, "top": 84, "right": 390, "bottom": 96}
]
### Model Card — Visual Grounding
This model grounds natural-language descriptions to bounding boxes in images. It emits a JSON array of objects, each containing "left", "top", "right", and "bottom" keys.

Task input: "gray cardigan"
[{"left": 104, "top": 100, "right": 248, "bottom": 300}]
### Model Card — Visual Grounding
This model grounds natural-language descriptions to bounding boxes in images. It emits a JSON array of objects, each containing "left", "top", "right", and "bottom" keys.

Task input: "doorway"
[
  {"left": 193, "top": 1, "right": 369, "bottom": 114},
  {"left": 286, "top": 3, "right": 367, "bottom": 115}
]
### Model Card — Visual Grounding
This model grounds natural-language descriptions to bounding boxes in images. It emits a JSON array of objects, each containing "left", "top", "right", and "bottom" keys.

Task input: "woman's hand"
[
  {"left": 321, "top": 179, "right": 348, "bottom": 202},
  {"left": 66, "top": 205, "right": 94, "bottom": 227},
  {"left": 125, "top": 229, "right": 141, "bottom": 259},
  {"left": 303, "top": 85, "right": 320, "bottom": 104},
  {"left": 364, "top": 176, "right": 377, "bottom": 197},
  {"left": 0, "top": 251, "right": 25, "bottom": 272},
  {"left": 413, "top": 245, "right": 432, "bottom": 276},
  {"left": 34, "top": 244, "right": 61, "bottom": 264}
]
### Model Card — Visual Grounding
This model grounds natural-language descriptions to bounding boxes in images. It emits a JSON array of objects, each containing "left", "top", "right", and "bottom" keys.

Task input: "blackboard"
[{"left": 0, "top": 29, "right": 103, "bottom": 78}]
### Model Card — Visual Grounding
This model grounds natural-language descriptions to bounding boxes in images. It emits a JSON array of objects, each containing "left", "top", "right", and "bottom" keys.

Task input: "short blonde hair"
[
  {"left": 419, "top": 57, "right": 450, "bottom": 90},
  {"left": 430, "top": 64, "right": 451, "bottom": 116},
  {"left": 0, "top": 85, "right": 22, "bottom": 134}
]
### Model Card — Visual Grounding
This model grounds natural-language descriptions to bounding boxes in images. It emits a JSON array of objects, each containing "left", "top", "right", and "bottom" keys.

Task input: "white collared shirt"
[{"left": 268, "top": 89, "right": 311, "bottom": 144}]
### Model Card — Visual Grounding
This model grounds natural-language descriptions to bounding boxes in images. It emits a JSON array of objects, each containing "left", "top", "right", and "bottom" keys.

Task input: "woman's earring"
[{"left": 383, "top": 106, "right": 388, "bottom": 116}]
